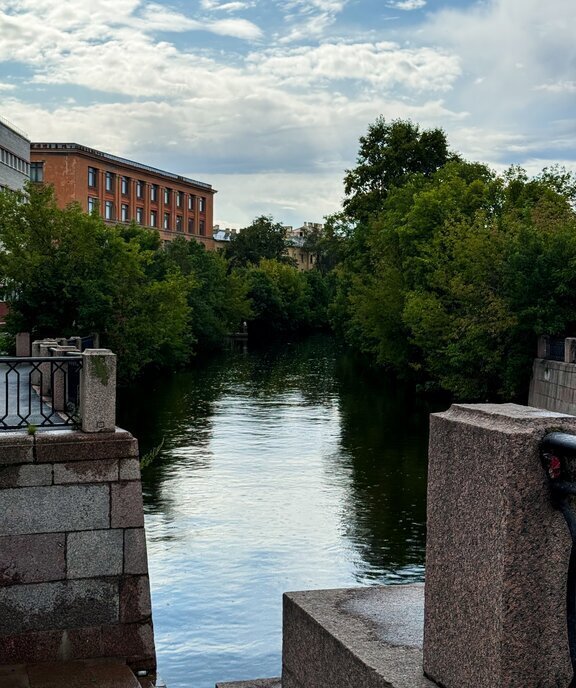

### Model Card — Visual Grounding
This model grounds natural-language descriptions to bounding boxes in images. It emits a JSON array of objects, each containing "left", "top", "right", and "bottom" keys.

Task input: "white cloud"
[
  {"left": 386, "top": 0, "right": 426, "bottom": 10},
  {"left": 201, "top": 0, "right": 256, "bottom": 10},
  {"left": 249, "top": 42, "right": 460, "bottom": 92},
  {"left": 535, "top": 81, "right": 576, "bottom": 94}
]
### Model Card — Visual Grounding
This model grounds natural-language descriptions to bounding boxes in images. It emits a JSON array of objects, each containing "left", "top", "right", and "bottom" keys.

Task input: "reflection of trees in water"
[
  {"left": 333, "top": 352, "right": 443, "bottom": 580},
  {"left": 118, "top": 334, "right": 444, "bottom": 578},
  {"left": 117, "top": 334, "right": 341, "bottom": 505}
]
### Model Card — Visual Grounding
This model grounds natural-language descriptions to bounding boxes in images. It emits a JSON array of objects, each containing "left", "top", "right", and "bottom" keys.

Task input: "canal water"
[{"left": 117, "top": 335, "right": 440, "bottom": 688}]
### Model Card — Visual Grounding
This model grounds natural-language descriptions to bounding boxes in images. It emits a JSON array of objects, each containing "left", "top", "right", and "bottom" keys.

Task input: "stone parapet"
[
  {"left": 424, "top": 403, "right": 576, "bottom": 688},
  {"left": 0, "top": 428, "right": 156, "bottom": 678}
]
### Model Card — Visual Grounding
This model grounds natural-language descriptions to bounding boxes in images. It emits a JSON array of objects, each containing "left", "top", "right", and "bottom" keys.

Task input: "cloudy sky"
[{"left": 0, "top": 0, "right": 574, "bottom": 228}]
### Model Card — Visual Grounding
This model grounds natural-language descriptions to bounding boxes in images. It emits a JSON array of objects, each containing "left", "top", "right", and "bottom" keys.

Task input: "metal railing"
[
  {"left": 549, "top": 338, "right": 566, "bottom": 362},
  {"left": 0, "top": 355, "right": 82, "bottom": 429}
]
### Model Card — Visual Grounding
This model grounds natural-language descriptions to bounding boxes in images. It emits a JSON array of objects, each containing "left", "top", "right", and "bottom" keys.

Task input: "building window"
[
  {"left": 163, "top": 212, "right": 171, "bottom": 230},
  {"left": 105, "top": 201, "right": 114, "bottom": 221},
  {"left": 136, "top": 180, "right": 144, "bottom": 199},
  {"left": 164, "top": 188, "right": 171, "bottom": 205},
  {"left": 88, "top": 196, "right": 98, "bottom": 214},
  {"left": 150, "top": 210, "right": 157, "bottom": 227},
  {"left": 30, "top": 162, "right": 44, "bottom": 183},
  {"left": 121, "top": 204, "right": 129, "bottom": 222},
  {"left": 176, "top": 215, "right": 182, "bottom": 232},
  {"left": 121, "top": 176, "right": 129, "bottom": 196},
  {"left": 188, "top": 195, "right": 195, "bottom": 211},
  {"left": 150, "top": 184, "right": 158, "bottom": 202},
  {"left": 187, "top": 218, "right": 194, "bottom": 234},
  {"left": 136, "top": 207, "right": 144, "bottom": 224},
  {"left": 88, "top": 167, "right": 98, "bottom": 188},
  {"left": 176, "top": 191, "right": 183, "bottom": 208},
  {"left": 199, "top": 219, "right": 205, "bottom": 236},
  {"left": 199, "top": 197, "right": 206, "bottom": 212},
  {"left": 105, "top": 172, "right": 114, "bottom": 193}
]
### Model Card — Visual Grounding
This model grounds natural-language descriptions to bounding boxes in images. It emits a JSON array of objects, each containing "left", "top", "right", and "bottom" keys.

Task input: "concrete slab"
[{"left": 282, "top": 584, "right": 436, "bottom": 688}]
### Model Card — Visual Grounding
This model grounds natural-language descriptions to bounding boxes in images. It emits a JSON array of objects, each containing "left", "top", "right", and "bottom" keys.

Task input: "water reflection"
[{"left": 117, "top": 335, "right": 443, "bottom": 688}]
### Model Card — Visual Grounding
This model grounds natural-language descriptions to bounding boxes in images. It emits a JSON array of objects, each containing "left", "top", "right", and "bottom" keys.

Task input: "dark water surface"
[{"left": 117, "top": 335, "right": 441, "bottom": 688}]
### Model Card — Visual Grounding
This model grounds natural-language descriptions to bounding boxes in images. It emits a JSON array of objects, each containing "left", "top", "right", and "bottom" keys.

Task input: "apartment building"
[
  {"left": 30, "top": 143, "right": 216, "bottom": 249},
  {"left": 0, "top": 116, "right": 30, "bottom": 192}
]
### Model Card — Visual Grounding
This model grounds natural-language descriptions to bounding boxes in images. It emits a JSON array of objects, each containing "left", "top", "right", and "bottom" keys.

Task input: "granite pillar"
[
  {"left": 423, "top": 403, "right": 576, "bottom": 688},
  {"left": 79, "top": 349, "right": 116, "bottom": 433}
]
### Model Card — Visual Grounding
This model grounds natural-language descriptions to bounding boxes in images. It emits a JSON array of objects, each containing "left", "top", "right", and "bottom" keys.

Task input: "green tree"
[
  {"left": 164, "top": 237, "right": 252, "bottom": 347},
  {"left": 343, "top": 117, "right": 452, "bottom": 226},
  {"left": 0, "top": 184, "right": 191, "bottom": 379},
  {"left": 225, "top": 215, "right": 293, "bottom": 268}
]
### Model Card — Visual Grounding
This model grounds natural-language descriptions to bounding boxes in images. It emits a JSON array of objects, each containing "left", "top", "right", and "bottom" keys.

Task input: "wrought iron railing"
[
  {"left": 549, "top": 338, "right": 566, "bottom": 362},
  {"left": 0, "top": 355, "right": 83, "bottom": 429}
]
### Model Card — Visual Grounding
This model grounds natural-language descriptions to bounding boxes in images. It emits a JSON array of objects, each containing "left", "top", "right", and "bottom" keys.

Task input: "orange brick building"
[{"left": 30, "top": 143, "right": 216, "bottom": 249}]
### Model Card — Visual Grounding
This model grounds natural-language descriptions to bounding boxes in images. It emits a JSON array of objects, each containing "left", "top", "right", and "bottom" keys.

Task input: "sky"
[{"left": 0, "top": 0, "right": 574, "bottom": 228}]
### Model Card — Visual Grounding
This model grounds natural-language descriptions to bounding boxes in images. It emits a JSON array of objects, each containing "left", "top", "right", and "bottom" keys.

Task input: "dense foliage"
[
  {"left": 330, "top": 118, "right": 576, "bottom": 401},
  {"left": 0, "top": 187, "right": 329, "bottom": 379},
  {"left": 2, "top": 116, "right": 574, "bottom": 399}
]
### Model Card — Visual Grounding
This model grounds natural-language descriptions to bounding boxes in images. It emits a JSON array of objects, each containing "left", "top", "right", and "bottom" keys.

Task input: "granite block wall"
[
  {"left": 529, "top": 358, "right": 576, "bottom": 414},
  {"left": 0, "top": 428, "right": 156, "bottom": 674}
]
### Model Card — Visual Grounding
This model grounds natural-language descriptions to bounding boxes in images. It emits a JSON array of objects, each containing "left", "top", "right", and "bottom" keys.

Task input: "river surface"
[{"left": 117, "top": 335, "right": 441, "bottom": 688}]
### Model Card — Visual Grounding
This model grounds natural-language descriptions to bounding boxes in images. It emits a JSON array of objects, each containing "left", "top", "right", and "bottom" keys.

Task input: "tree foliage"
[
  {"left": 343, "top": 117, "right": 452, "bottom": 225},
  {"left": 224, "top": 215, "right": 293, "bottom": 268}
]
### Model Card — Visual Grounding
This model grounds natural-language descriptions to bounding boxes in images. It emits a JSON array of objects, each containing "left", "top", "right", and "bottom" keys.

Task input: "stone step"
[
  {"left": 0, "top": 659, "right": 149, "bottom": 688},
  {"left": 282, "top": 583, "right": 437, "bottom": 688}
]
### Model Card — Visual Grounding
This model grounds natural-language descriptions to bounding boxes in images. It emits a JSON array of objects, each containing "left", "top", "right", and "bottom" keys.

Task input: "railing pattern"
[
  {"left": 549, "top": 338, "right": 566, "bottom": 362},
  {"left": 0, "top": 356, "right": 82, "bottom": 429}
]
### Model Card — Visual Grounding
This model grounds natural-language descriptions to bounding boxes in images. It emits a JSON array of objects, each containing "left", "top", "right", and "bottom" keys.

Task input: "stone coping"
[
  {"left": 216, "top": 679, "right": 281, "bottom": 688},
  {"left": 282, "top": 584, "right": 436, "bottom": 688}
]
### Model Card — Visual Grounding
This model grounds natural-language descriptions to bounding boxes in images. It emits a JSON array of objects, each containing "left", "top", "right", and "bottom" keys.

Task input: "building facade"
[
  {"left": 0, "top": 116, "right": 30, "bottom": 192},
  {"left": 286, "top": 222, "right": 323, "bottom": 271},
  {"left": 30, "top": 143, "right": 216, "bottom": 248}
]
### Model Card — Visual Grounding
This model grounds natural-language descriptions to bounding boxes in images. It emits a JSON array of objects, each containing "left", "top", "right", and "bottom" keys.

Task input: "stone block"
[
  {"left": 0, "top": 432, "right": 34, "bottom": 466},
  {"left": 0, "top": 629, "right": 63, "bottom": 665},
  {"left": 0, "top": 484, "right": 109, "bottom": 535},
  {"left": 0, "top": 664, "right": 29, "bottom": 688},
  {"left": 80, "top": 350, "right": 117, "bottom": 433},
  {"left": 282, "top": 585, "right": 432, "bottom": 688},
  {"left": 0, "top": 533, "right": 65, "bottom": 586},
  {"left": 0, "top": 579, "right": 119, "bottom": 634},
  {"left": 67, "top": 530, "right": 124, "bottom": 579},
  {"left": 424, "top": 403, "right": 576, "bottom": 688},
  {"left": 25, "top": 660, "right": 141, "bottom": 688},
  {"left": 120, "top": 576, "right": 152, "bottom": 623},
  {"left": 101, "top": 622, "right": 156, "bottom": 670},
  {"left": 120, "top": 458, "right": 142, "bottom": 481},
  {"left": 111, "top": 482, "right": 144, "bottom": 528},
  {"left": 0, "top": 464, "right": 52, "bottom": 488},
  {"left": 35, "top": 428, "right": 138, "bottom": 463},
  {"left": 15, "top": 333, "right": 30, "bottom": 357},
  {"left": 53, "top": 459, "right": 118, "bottom": 485},
  {"left": 124, "top": 529, "right": 149, "bottom": 575}
]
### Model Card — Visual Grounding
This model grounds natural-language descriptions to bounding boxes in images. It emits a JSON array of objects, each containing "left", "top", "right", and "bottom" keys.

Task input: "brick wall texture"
[{"left": 0, "top": 428, "right": 156, "bottom": 673}]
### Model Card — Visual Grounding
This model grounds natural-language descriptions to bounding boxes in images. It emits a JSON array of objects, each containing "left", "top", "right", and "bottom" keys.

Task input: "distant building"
[
  {"left": 286, "top": 222, "right": 323, "bottom": 271},
  {"left": 212, "top": 224, "right": 241, "bottom": 249},
  {"left": 30, "top": 143, "right": 216, "bottom": 249},
  {"left": 0, "top": 115, "right": 30, "bottom": 192}
]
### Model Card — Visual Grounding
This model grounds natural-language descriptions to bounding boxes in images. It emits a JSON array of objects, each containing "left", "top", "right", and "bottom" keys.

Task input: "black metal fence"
[
  {"left": 548, "top": 338, "right": 566, "bottom": 362},
  {"left": 0, "top": 355, "right": 83, "bottom": 429}
]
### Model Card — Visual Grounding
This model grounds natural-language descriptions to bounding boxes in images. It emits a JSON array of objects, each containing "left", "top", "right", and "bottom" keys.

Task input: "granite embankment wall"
[
  {"left": 528, "top": 337, "right": 576, "bottom": 415},
  {"left": 0, "top": 428, "right": 156, "bottom": 674}
]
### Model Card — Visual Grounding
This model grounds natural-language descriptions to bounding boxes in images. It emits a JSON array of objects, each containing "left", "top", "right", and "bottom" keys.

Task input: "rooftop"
[{"left": 31, "top": 142, "right": 213, "bottom": 191}]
